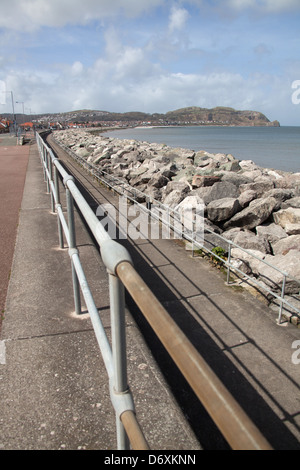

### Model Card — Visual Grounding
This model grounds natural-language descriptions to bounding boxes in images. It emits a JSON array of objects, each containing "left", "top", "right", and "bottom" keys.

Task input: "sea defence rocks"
[{"left": 53, "top": 129, "right": 300, "bottom": 297}]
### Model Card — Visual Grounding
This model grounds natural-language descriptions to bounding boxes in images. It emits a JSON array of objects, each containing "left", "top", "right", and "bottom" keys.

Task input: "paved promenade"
[
  {"left": 0, "top": 135, "right": 30, "bottom": 327},
  {"left": 0, "top": 138, "right": 200, "bottom": 450},
  {"left": 0, "top": 135, "right": 299, "bottom": 450}
]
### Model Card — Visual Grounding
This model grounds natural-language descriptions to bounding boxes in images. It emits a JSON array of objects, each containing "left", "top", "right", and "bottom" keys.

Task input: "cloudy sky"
[{"left": 0, "top": 0, "right": 300, "bottom": 125}]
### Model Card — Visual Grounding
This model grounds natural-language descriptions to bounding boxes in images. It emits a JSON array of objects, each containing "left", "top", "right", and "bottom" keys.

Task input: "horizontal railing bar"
[
  {"left": 65, "top": 179, "right": 111, "bottom": 245},
  {"left": 116, "top": 260, "right": 272, "bottom": 450},
  {"left": 120, "top": 410, "right": 150, "bottom": 450}
]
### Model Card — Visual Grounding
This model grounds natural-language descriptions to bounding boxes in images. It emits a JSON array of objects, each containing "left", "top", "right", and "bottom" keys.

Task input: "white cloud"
[
  {"left": 168, "top": 6, "right": 190, "bottom": 33},
  {"left": 226, "top": 0, "right": 300, "bottom": 12},
  {"left": 0, "top": 0, "right": 164, "bottom": 31}
]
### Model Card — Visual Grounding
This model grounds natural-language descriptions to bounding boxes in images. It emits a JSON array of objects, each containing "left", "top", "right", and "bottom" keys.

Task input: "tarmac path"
[
  {"left": 46, "top": 133, "right": 300, "bottom": 450},
  {"left": 0, "top": 136, "right": 30, "bottom": 331}
]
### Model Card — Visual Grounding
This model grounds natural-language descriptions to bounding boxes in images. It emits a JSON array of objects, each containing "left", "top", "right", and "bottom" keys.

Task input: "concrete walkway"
[
  {"left": 0, "top": 140, "right": 200, "bottom": 450},
  {"left": 0, "top": 135, "right": 30, "bottom": 327}
]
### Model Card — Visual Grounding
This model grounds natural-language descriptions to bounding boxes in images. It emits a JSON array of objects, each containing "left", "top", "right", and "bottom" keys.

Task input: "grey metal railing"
[
  {"left": 36, "top": 131, "right": 273, "bottom": 450},
  {"left": 53, "top": 135, "right": 299, "bottom": 326}
]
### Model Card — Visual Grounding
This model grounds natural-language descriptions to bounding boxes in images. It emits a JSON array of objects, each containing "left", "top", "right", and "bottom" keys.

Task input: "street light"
[{"left": 16, "top": 101, "right": 25, "bottom": 132}]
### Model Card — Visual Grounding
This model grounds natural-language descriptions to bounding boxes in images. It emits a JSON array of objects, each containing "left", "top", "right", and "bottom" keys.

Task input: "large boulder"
[
  {"left": 233, "top": 230, "right": 271, "bottom": 254},
  {"left": 273, "top": 207, "right": 300, "bottom": 228},
  {"left": 271, "top": 235, "right": 300, "bottom": 255},
  {"left": 148, "top": 173, "right": 170, "bottom": 189},
  {"left": 207, "top": 197, "right": 241, "bottom": 223},
  {"left": 162, "top": 181, "right": 190, "bottom": 207},
  {"left": 191, "top": 175, "right": 221, "bottom": 188},
  {"left": 257, "top": 250, "right": 300, "bottom": 294},
  {"left": 281, "top": 197, "right": 300, "bottom": 209},
  {"left": 223, "top": 196, "right": 278, "bottom": 230},
  {"left": 238, "top": 190, "right": 257, "bottom": 208},
  {"left": 256, "top": 223, "right": 288, "bottom": 245},
  {"left": 239, "top": 180, "right": 274, "bottom": 197}
]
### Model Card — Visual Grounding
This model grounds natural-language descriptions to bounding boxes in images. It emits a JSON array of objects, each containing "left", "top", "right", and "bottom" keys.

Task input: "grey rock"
[
  {"left": 281, "top": 197, "right": 300, "bottom": 209},
  {"left": 224, "top": 196, "right": 278, "bottom": 230},
  {"left": 233, "top": 230, "right": 271, "bottom": 254},
  {"left": 257, "top": 250, "right": 300, "bottom": 294},
  {"left": 285, "top": 224, "right": 300, "bottom": 235},
  {"left": 256, "top": 223, "right": 288, "bottom": 245},
  {"left": 272, "top": 235, "right": 300, "bottom": 255},
  {"left": 239, "top": 180, "right": 274, "bottom": 197},
  {"left": 207, "top": 197, "right": 241, "bottom": 223},
  {"left": 238, "top": 190, "right": 257, "bottom": 208},
  {"left": 273, "top": 207, "right": 300, "bottom": 228}
]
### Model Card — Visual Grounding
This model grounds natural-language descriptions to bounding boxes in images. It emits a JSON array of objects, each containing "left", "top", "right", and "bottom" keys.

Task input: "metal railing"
[
  {"left": 36, "top": 131, "right": 272, "bottom": 450},
  {"left": 53, "top": 135, "right": 299, "bottom": 326}
]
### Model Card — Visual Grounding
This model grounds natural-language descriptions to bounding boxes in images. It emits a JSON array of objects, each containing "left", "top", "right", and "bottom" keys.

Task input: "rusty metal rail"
[{"left": 37, "top": 131, "right": 272, "bottom": 450}]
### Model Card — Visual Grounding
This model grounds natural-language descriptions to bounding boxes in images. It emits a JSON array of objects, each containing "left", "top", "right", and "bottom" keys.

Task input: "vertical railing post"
[
  {"left": 45, "top": 150, "right": 51, "bottom": 194},
  {"left": 108, "top": 271, "right": 130, "bottom": 450},
  {"left": 65, "top": 182, "right": 81, "bottom": 315},
  {"left": 277, "top": 274, "right": 287, "bottom": 325},
  {"left": 48, "top": 155, "right": 55, "bottom": 213},
  {"left": 227, "top": 242, "right": 232, "bottom": 285},
  {"left": 54, "top": 165, "right": 64, "bottom": 249}
]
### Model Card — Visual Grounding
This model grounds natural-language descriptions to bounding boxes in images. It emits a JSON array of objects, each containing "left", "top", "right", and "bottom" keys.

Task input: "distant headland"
[{"left": 3, "top": 106, "right": 280, "bottom": 129}]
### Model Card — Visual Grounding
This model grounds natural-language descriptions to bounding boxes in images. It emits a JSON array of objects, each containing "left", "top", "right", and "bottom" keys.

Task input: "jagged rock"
[
  {"left": 238, "top": 190, "right": 257, "bottom": 208},
  {"left": 222, "top": 227, "right": 243, "bottom": 242},
  {"left": 232, "top": 230, "right": 271, "bottom": 254},
  {"left": 273, "top": 207, "right": 300, "bottom": 228},
  {"left": 282, "top": 197, "right": 300, "bottom": 209},
  {"left": 257, "top": 250, "right": 300, "bottom": 294},
  {"left": 274, "top": 173, "right": 300, "bottom": 192},
  {"left": 218, "top": 160, "right": 241, "bottom": 172},
  {"left": 223, "top": 196, "right": 278, "bottom": 230},
  {"left": 93, "top": 149, "right": 113, "bottom": 164},
  {"left": 263, "top": 189, "right": 293, "bottom": 209},
  {"left": 285, "top": 224, "right": 300, "bottom": 235},
  {"left": 231, "top": 248, "right": 268, "bottom": 276},
  {"left": 148, "top": 173, "right": 170, "bottom": 189},
  {"left": 239, "top": 180, "right": 274, "bottom": 197},
  {"left": 239, "top": 160, "right": 259, "bottom": 171},
  {"left": 192, "top": 175, "right": 221, "bottom": 188},
  {"left": 219, "top": 172, "right": 252, "bottom": 187},
  {"left": 256, "top": 223, "right": 287, "bottom": 245},
  {"left": 171, "top": 166, "right": 195, "bottom": 184},
  {"left": 272, "top": 235, "right": 300, "bottom": 255},
  {"left": 76, "top": 147, "right": 91, "bottom": 158},
  {"left": 207, "top": 198, "right": 241, "bottom": 223},
  {"left": 162, "top": 181, "right": 190, "bottom": 207}
]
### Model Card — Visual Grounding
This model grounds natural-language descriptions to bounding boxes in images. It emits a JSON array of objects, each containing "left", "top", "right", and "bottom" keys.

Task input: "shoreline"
[{"left": 100, "top": 125, "right": 299, "bottom": 174}]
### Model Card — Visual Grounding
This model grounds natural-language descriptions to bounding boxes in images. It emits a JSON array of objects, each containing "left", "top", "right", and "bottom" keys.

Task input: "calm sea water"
[{"left": 106, "top": 126, "right": 300, "bottom": 173}]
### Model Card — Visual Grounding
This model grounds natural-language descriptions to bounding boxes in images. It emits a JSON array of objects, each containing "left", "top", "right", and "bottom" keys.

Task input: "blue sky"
[{"left": 0, "top": 0, "right": 300, "bottom": 125}]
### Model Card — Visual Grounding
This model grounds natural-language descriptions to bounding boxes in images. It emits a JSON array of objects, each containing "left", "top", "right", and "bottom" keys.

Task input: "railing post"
[
  {"left": 54, "top": 165, "right": 64, "bottom": 249},
  {"left": 108, "top": 271, "right": 130, "bottom": 450},
  {"left": 227, "top": 242, "right": 232, "bottom": 285},
  {"left": 277, "top": 274, "right": 287, "bottom": 325},
  {"left": 65, "top": 183, "right": 81, "bottom": 315},
  {"left": 48, "top": 156, "right": 55, "bottom": 213}
]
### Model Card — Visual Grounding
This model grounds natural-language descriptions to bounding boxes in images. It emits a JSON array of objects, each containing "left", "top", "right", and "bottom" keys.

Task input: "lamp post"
[{"left": 16, "top": 101, "right": 25, "bottom": 127}]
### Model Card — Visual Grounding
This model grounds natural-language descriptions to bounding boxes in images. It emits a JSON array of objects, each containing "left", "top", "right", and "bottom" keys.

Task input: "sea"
[{"left": 105, "top": 126, "right": 300, "bottom": 173}]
